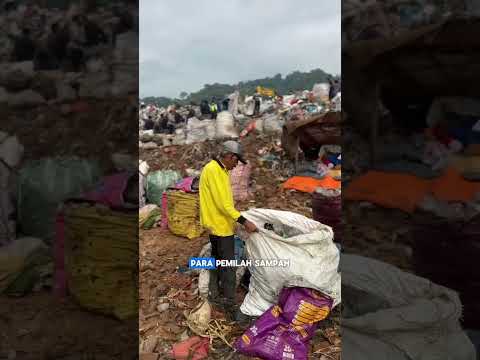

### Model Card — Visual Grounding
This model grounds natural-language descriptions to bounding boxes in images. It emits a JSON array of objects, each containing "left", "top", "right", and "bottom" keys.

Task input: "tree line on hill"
[{"left": 142, "top": 68, "right": 338, "bottom": 108}]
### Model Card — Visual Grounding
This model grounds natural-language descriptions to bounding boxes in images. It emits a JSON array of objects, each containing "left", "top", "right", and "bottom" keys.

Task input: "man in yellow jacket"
[{"left": 199, "top": 140, "right": 257, "bottom": 314}]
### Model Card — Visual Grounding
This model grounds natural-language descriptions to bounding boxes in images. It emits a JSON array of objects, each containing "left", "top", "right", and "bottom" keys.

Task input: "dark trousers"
[{"left": 209, "top": 234, "right": 235, "bottom": 304}]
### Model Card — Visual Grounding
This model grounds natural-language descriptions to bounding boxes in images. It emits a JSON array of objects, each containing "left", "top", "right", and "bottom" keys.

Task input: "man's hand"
[{"left": 244, "top": 220, "right": 258, "bottom": 233}]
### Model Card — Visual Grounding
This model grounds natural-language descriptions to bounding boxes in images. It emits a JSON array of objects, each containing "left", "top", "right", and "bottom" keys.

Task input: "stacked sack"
[
  {"left": 216, "top": 111, "right": 239, "bottom": 139},
  {"left": 167, "top": 191, "right": 204, "bottom": 239},
  {"left": 64, "top": 203, "right": 138, "bottom": 320}
]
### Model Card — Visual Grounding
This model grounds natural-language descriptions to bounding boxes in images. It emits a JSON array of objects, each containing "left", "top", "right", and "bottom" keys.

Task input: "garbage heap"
[
  {"left": 342, "top": 0, "right": 470, "bottom": 44},
  {"left": 0, "top": 2, "right": 138, "bottom": 107},
  {"left": 139, "top": 81, "right": 341, "bottom": 150},
  {"left": 0, "top": 1, "right": 139, "bottom": 318}
]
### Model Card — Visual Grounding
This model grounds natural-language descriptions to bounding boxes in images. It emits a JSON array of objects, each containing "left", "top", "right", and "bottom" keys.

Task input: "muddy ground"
[
  {"left": 139, "top": 134, "right": 341, "bottom": 359},
  {"left": 0, "top": 98, "right": 139, "bottom": 359}
]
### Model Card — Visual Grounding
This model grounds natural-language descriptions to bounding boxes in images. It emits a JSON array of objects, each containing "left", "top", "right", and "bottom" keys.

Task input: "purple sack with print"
[{"left": 233, "top": 287, "right": 333, "bottom": 360}]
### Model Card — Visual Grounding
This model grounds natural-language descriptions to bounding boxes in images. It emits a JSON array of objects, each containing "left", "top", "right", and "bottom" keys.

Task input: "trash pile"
[
  {"left": 0, "top": 1, "right": 137, "bottom": 107},
  {"left": 0, "top": 143, "right": 138, "bottom": 357},
  {"left": 139, "top": 81, "right": 341, "bottom": 150},
  {"left": 342, "top": 8, "right": 480, "bottom": 349},
  {"left": 342, "top": 0, "right": 469, "bottom": 44},
  {"left": 0, "top": 137, "right": 139, "bottom": 316},
  {"left": 0, "top": 2, "right": 140, "bottom": 358},
  {"left": 345, "top": 96, "right": 480, "bottom": 221},
  {"left": 139, "top": 82, "right": 342, "bottom": 359}
]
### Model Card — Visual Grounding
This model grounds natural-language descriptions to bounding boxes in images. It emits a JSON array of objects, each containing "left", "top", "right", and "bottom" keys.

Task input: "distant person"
[
  {"left": 144, "top": 116, "right": 154, "bottom": 130},
  {"left": 329, "top": 78, "right": 340, "bottom": 100},
  {"left": 210, "top": 101, "right": 218, "bottom": 120},
  {"left": 4, "top": 1, "right": 16, "bottom": 13},
  {"left": 66, "top": 15, "right": 88, "bottom": 72},
  {"left": 216, "top": 99, "right": 223, "bottom": 112},
  {"left": 33, "top": 45, "right": 58, "bottom": 70},
  {"left": 158, "top": 114, "right": 174, "bottom": 134},
  {"left": 253, "top": 93, "right": 261, "bottom": 116},
  {"left": 81, "top": 15, "right": 108, "bottom": 47},
  {"left": 187, "top": 106, "right": 195, "bottom": 119},
  {"left": 174, "top": 112, "right": 185, "bottom": 125},
  {"left": 47, "top": 22, "right": 69, "bottom": 67},
  {"left": 11, "top": 28, "right": 35, "bottom": 61},
  {"left": 200, "top": 100, "right": 210, "bottom": 116},
  {"left": 222, "top": 98, "right": 230, "bottom": 112}
]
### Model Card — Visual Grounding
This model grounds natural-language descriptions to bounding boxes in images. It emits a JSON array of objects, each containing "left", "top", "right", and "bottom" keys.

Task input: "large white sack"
[
  {"left": 111, "top": 64, "right": 137, "bottom": 96},
  {"left": 262, "top": 114, "right": 284, "bottom": 134},
  {"left": 8, "top": 90, "right": 45, "bottom": 107},
  {"left": 139, "top": 161, "right": 149, "bottom": 208},
  {"left": 341, "top": 254, "right": 476, "bottom": 360},
  {"left": 203, "top": 120, "right": 216, "bottom": 140},
  {"left": 114, "top": 31, "right": 138, "bottom": 63},
  {"left": 312, "top": 83, "right": 330, "bottom": 102},
  {"left": 239, "top": 208, "right": 340, "bottom": 316},
  {"left": 139, "top": 130, "right": 154, "bottom": 142},
  {"left": 56, "top": 80, "right": 76, "bottom": 102},
  {"left": 259, "top": 101, "right": 275, "bottom": 114},
  {"left": 0, "top": 135, "right": 24, "bottom": 168},
  {"left": 245, "top": 99, "right": 255, "bottom": 116},
  {"left": 186, "top": 117, "right": 208, "bottom": 144},
  {"left": 174, "top": 128, "right": 186, "bottom": 145},
  {"left": 8, "top": 61, "right": 34, "bottom": 76},
  {"left": 331, "top": 92, "right": 341, "bottom": 111},
  {"left": 78, "top": 73, "right": 111, "bottom": 99},
  {"left": 216, "top": 111, "right": 238, "bottom": 139}
]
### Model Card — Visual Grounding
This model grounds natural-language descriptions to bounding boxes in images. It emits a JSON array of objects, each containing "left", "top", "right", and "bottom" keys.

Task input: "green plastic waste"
[
  {"left": 0, "top": 237, "right": 52, "bottom": 296},
  {"left": 17, "top": 157, "right": 102, "bottom": 243},
  {"left": 141, "top": 208, "right": 162, "bottom": 230},
  {"left": 146, "top": 170, "right": 181, "bottom": 205}
]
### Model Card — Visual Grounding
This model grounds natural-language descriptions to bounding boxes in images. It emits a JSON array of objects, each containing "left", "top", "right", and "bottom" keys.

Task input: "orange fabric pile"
[
  {"left": 282, "top": 176, "right": 341, "bottom": 193},
  {"left": 344, "top": 167, "right": 480, "bottom": 212}
]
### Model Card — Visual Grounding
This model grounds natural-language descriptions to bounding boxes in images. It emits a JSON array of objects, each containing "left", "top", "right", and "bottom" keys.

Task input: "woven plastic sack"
[
  {"left": 17, "top": 157, "right": 101, "bottom": 243},
  {"left": 312, "top": 83, "right": 330, "bottom": 103},
  {"left": 64, "top": 204, "right": 138, "bottom": 320},
  {"left": 238, "top": 209, "right": 340, "bottom": 317},
  {"left": 342, "top": 254, "right": 476, "bottom": 360},
  {"left": 230, "top": 163, "right": 251, "bottom": 201},
  {"left": 263, "top": 114, "right": 285, "bottom": 134},
  {"left": 186, "top": 117, "right": 209, "bottom": 144},
  {"left": 215, "top": 111, "right": 239, "bottom": 139},
  {"left": 203, "top": 120, "right": 216, "bottom": 140},
  {"left": 146, "top": 170, "right": 181, "bottom": 205},
  {"left": 234, "top": 287, "right": 333, "bottom": 360},
  {"left": 167, "top": 191, "right": 204, "bottom": 239}
]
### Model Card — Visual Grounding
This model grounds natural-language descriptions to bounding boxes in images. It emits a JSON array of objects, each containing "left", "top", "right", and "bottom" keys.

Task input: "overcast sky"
[{"left": 140, "top": 1, "right": 340, "bottom": 98}]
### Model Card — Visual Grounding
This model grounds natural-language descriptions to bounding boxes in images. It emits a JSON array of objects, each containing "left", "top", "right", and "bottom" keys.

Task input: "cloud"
[{"left": 140, "top": 0, "right": 340, "bottom": 98}]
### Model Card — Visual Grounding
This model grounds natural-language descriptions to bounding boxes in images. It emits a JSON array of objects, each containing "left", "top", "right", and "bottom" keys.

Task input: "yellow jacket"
[{"left": 199, "top": 159, "right": 242, "bottom": 236}]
